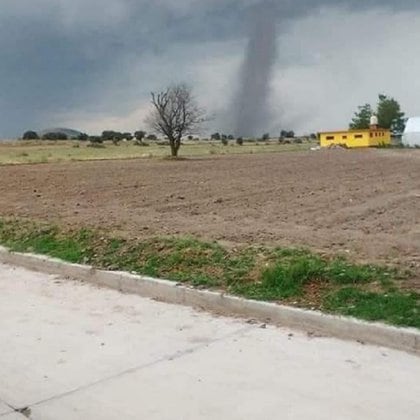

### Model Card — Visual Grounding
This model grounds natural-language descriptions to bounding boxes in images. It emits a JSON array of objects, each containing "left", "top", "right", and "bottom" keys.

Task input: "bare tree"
[{"left": 146, "top": 84, "right": 206, "bottom": 157}]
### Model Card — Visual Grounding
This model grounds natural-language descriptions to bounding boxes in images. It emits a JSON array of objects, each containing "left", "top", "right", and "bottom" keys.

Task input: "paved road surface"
[{"left": 0, "top": 263, "right": 419, "bottom": 420}]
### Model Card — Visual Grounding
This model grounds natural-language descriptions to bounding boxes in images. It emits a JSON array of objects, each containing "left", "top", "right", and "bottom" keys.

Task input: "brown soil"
[{"left": 0, "top": 149, "right": 419, "bottom": 271}]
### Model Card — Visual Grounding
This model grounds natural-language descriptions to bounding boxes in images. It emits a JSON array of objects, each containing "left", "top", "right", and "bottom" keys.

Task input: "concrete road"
[{"left": 0, "top": 264, "right": 419, "bottom": 420}]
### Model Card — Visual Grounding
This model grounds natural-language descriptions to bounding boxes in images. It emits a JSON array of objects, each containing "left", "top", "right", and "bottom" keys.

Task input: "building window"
[
  {"left": 370, "top": 133, "right": 373, "bottom": 138},
  {"left": 342, "top": 135, "right": 347, "bottom": 139},
  {"left": 326, "top": 136, "right": 335, "bottom": 140},
  {"left": 355, "top": 134, "right": 363, "bottom": 139}
]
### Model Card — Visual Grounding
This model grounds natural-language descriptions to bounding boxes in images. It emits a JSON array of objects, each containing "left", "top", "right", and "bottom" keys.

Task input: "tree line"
[
  {"left": 350, "top": 94, "right": 406, "bottom": 133},
  {"left": 22, "top": 130, "right": 158, "bottom": 143}
]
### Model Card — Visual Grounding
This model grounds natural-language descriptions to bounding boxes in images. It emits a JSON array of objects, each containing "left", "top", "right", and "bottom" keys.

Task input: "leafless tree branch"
[{"left": 145, "top": 84, "right": 206, "bottom": 157}]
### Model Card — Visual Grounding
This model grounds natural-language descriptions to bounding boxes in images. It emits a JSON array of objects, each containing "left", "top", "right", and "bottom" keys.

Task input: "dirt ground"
[{"left": 0, "top": 149, "right": 419, "bottom": 269}]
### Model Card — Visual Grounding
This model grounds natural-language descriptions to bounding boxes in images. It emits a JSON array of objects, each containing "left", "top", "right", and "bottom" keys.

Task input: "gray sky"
[{"left": 1, "top": 0, "right": 420, "bottom": 138}]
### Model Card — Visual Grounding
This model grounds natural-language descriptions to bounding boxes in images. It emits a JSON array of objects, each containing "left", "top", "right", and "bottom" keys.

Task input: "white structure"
[
  {"left": 403, "top": 117, "right": 420, "bottom": 147},
  {"left": 370, "top": 114, "right": 379, "bottom": 128}
]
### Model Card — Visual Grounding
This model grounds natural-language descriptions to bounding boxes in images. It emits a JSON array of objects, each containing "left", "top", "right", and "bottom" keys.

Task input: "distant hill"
[{"left": 39, "top": 128, "right": 82, "bottom": 138}]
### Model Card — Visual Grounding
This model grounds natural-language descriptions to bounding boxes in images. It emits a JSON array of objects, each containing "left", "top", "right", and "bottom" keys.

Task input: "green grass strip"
[{"left": 0, "top": 218, "right": 418, "bottom": 329}]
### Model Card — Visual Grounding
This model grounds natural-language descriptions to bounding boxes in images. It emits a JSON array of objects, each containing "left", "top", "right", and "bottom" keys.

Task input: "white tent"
[{"left": 402, "top": 117, "right": 420, "bottom": 147}]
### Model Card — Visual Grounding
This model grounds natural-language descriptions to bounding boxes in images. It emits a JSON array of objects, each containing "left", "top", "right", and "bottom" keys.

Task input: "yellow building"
[{"left": 319, "top": 129, "right": 391, "bottom": 149}]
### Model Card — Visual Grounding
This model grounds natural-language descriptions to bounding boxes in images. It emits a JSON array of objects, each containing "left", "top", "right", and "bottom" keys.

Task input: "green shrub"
[
  {"left": 22, "top": 130, "right": 39, "bottom": 140},
  {"left": 42, "top": 132, "right": 68, "bottom": 140}
]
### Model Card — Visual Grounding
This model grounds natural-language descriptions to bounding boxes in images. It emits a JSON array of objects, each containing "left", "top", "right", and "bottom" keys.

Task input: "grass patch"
[
  {"left": 0, "top": 218, "right": 417, "bottom": 329},
  {"left": 233, "top": 253, "right": 326, "bottom": 300},
  {"left": 0, "top": 140, "right": 315, "bottom": 166},
  {"left": 0, "top": 221, "right": 92, "bottom": 263},
  {"left": 324, "top": 288, "right": 420, "bottom": 328},
  {"left": 89, "top": 236, "right": 253, "bottom": 289},
  {"left": 232, "top": 249, "right": 397, "bottom": 301}
]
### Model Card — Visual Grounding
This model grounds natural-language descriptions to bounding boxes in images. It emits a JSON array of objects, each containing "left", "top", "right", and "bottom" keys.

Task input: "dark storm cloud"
[
  {"left": 0, "top": 0, "right": 419, "bottom": 137},
  {"left": 0, "top": 0, "right": 251, "bottom": 136}
]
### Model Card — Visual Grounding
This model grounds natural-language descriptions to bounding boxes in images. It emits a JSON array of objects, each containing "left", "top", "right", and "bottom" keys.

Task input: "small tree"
[
  {"left": 349, "top": 95, "right": 406, "bottom": 133},
  {"left": 279, "top": 130, "right": 296, "bottom": 140},
  {"left": 101, "top": 131, "right": 113, "bottom": 141},
  {"left": 88, "top": 136, "right": 104, "bottom": 147},
  {"left": 236, "top": 137, "right": 244, "bottom": 146},
  {"left": 42, "top": 132, "right": 68, "bottom": 140},
  {"left": 77, "top": 133, "right": 89, "bottom": 141},
  {"left": 102, "top": 131, "right": 124, "bottom": 142},
  {"left": 349, "top": 104, "right": 373, "bottom": 129},
  {"left": 262, "top": 133, "right": 270, "bottom": 141},
  {"left": 22, "top": 130, "right": 39, "bottom": 140},
  {"left": 146, "top": 134, "right": 157, "bottom": 141},
  {"left": 134, "top": 131, "right": 146, "bottom": 142},
  {"left": 377, "top": 94, "right": 406, "bottom": 133},
  {"left": 146, "top": 84, "right": 206, "bottom": 157},
  {"left": 123, "top": 132, "right": 133, "bottom": 141}
]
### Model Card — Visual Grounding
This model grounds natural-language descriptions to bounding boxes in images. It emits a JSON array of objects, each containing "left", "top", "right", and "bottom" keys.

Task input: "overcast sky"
[{"left": 1, "top": 0, "right": 420, "bottom": 138}]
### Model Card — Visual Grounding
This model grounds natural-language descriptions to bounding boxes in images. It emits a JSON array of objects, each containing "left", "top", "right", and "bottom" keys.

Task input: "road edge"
[{"left": 1, "top": 246, "right": 418, "bottom": 354}]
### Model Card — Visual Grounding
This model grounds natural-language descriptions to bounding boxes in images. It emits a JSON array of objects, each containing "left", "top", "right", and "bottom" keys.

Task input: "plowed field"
[{"left": 1, "top": 149, "right": 419, "bottom": 270}]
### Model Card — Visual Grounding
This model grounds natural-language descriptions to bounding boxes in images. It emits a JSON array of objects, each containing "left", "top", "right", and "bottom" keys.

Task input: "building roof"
[{"left": 319, "top": 128, "right": 390, "bottom": 135}]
